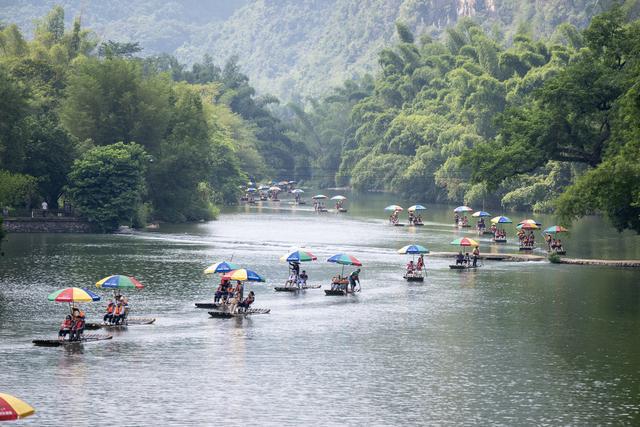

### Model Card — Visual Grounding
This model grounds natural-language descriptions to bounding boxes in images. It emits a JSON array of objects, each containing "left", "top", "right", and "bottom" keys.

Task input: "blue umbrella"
[
  {"left": 204, "top": 261, "right": 241, "bottom": 274},
  {"left": 397, "top": 245, "right": 429, "bottom": 254},
  {"left": 472, "top": 211, "right": 491, "bottom": 217},
  {"left": 491, "top": 216, "right": 512, "bottom": 224}
]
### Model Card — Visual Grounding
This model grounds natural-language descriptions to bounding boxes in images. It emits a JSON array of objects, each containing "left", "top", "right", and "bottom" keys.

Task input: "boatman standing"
[
  {"left": 349, "top": 268, "right": 361, "bottom": 292},
  {"left": 472, "top": 246, "right": 480, "bottom": 267}
]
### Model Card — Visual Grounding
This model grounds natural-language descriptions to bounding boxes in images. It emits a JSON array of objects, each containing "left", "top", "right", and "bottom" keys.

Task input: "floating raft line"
[{"left": 427, "top": 252, "right": 640, "bottom": 268}]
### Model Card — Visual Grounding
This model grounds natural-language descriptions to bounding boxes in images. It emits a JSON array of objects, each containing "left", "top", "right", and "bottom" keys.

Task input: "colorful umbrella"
[
  {"left": 203, "top": 261, "right": 241, "bottom": 274},
  {"left": 397, "top": 244, "right": 429, "bottom": 254},
  {"left": 454, "top": 206, "right": 473, "bottom": 213},
  {"left": 222, "top": 269, "right": 265, "bottom": 282},
  {"left": 0, "top": 393, "right": 35, "bottom": 421},
  {"left": 96, "top": 275, "right": 144, "bottom": 289},
  {"left": 472, "top": 211, "right": 491, "bottom": 217},
  {"left": 327, "top": 253, "right": 362, "bottom": 266},
  {"left": 280, "top": 250, "right": 317, "bottom": 262},
  {"left": 408, "top": 205, "right": 426, "bottom": 212},
  {"left": 518, "top": 219, "right": 542, "bottom": 226},
  {"left": 450, "top": 237, "right": 480, "bottom": 247},
  {"left": 291, "top": 189, "right": 304, "bottom": 194},
  {"left": 331, "top": 195, "right": 347, "bottom": 201},
  {"left": 491, "top": 216, "right": 512, "bottom": 224},
  {"left": 47, "top": 287, "right": 101, "bottom": 303},
  {"left": 312, "top": 194, "right": 328, "bottom": 200},
  {"left": 517, "top": 223, "right": 539, "bottom": 230},
  {"left": 385, "top": 205, "right": 403, "bottom": 211},
  {"left": 544, "top": 225, "right": 569, "bottom": 234}
]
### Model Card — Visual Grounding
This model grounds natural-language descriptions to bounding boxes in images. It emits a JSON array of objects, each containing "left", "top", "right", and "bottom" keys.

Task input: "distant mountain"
[{"left": 1, "top": 0, "right": 628, "bottom": 99}]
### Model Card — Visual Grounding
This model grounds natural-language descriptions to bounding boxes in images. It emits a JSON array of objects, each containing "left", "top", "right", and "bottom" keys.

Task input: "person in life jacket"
[
  {"left": 70, "top": 313, "right": 85, "bottom": 341},
  {"left": 58, "top": 315, "right": 73, "bottom": 341},
  {"left": 104, "top": 300, "right": 115, "bottom": 323},
  {"left": 112, "top": 302, "right": 125, "bottom": 325}
]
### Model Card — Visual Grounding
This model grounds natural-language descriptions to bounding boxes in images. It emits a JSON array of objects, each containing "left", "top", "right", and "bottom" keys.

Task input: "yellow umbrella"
[{"left": 0, "top": 393, "right": 35, "bottom": 420}]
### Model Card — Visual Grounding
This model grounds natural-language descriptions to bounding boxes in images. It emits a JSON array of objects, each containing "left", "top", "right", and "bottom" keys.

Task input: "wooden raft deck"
[{"left": 427, "top": 252, "right": 640, "bottom": 268}]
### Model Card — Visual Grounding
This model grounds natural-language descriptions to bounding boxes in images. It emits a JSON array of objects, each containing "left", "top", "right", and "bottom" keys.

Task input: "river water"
[{"left": 1, "top": 193, "right": 639, "bottom": 426}]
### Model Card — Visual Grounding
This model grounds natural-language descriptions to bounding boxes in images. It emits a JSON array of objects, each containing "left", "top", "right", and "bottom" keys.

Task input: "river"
[{"left": 1, "top": 192, "right": 639, "bottom": 425}]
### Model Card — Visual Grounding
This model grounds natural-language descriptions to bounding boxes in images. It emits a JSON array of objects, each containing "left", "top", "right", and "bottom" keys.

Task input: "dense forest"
[
  {"left": 1, "top": 2, "right": 639, "bottom": 234},
  {"left": 288, "top": 4, "right": 640, "bottom": 233},
  {"left": 2, "top": 0, "right": 635, "bottom": 99},
  {"left": 0, "top": 6, "right": 307, "bottom": 231}
]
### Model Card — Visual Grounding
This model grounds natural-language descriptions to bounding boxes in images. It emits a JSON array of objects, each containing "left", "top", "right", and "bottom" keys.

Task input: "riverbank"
[
  {"left": 3, "top": 217, "right": 92, "bottom": 233},
  {"left": 427, "top": 252, "right": 640, "bottom": 268}
]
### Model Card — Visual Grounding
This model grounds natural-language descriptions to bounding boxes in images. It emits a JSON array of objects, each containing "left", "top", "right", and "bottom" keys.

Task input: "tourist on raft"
[
  {"left": 214, "top": 278, "right": 231, "bottom": 303},
  {"left": 406, "top": 260, "right": 415, "bottom": 273},
  {"left": 103, "top": 300, "right": 115, "bottom": 323},
  {"left": 58, "top": 315, "right": 73, "bottom": 341},
  {"left": 237, "top": 291, "right": 255, "bottom": 312},
  {"left": 349, "top": 268, "right": 361, "bottom": 292},
  {"left": 298, "top": 270, "right": 308, "bottom": 288},
  {"left": 456, "top": 251, "right": 465, "bottom": 265},
  {"left": 70, "top": 309, "right": 85, "bottom": 341},
  {"left": 416, "top": 254, "right": 424, "bottom": 271}
]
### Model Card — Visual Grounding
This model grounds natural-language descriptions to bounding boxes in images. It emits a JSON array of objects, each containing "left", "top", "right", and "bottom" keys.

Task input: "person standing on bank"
[{"left": 41, "top": 200, "right": 48, "bottom": 217}]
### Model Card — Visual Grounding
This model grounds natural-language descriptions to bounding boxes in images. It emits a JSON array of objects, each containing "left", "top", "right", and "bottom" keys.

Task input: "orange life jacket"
[
  {"left": 106, "top": 304, "right": 115, "bottom": 314},
  {"left": 114, "top": 305, "right": 124, "bottom": 316}
]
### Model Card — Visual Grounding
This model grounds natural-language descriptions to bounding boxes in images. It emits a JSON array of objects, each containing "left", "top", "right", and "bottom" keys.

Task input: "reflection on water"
[{"left": 0, "top": 194, "right": 639, "bottom": 425}]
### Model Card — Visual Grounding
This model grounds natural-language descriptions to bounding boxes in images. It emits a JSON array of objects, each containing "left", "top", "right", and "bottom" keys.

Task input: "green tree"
[{"left": 66, "top": 142, "right": 148, "bottom": 231}]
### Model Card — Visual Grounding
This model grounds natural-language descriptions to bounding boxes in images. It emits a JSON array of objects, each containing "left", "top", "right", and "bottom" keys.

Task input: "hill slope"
[{"left": 1, "top": 0, "right": 628, "bottom": 98}]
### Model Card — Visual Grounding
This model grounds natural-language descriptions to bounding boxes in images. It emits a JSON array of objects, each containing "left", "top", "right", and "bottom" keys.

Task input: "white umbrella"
[
  {"left": 312, "top": 195, "right": 328, "bottom": 200},
  {"left": 292, "top": 189, "right": 305, "bottom": 194},
  {"left": 269, "top": 186, "right": 282, "bottom": 192},
  {"left": 331, "top": 195, "right": 347, "bottom": 201}
]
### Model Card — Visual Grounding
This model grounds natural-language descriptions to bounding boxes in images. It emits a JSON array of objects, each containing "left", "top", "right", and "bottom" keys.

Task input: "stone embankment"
[{"left": 3, "top": 217, "right": 92, "bottom": 233}]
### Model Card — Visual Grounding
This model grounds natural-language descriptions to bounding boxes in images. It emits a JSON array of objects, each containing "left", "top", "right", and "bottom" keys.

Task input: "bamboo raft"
[
  {"left": 449, "top": 264, "right": 479, "bottom": 270},
  {"left": 274, "top": 284, "right": 322, "bottom": 292},
  {"left": 208, "top": 308, "right": 270, "bottom": 318},
  {"left": 85, "top": 317, "right": 156, "bottom": 330},
  {"left": 403, "top": 273, "right": 425, "bottom": 282},
  {"left": 33, "top": 334, "right": 113, "bottom": 347}
]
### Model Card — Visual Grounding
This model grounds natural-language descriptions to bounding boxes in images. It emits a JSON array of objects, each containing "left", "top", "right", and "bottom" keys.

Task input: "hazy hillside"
[{"left": 1, "top": 0, "right": 630, "bottom": 99}]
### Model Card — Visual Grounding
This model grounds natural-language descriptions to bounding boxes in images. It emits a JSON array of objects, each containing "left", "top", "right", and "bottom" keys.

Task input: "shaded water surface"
[{"left": 1, "top": 196, "right": 639, "bottom": 425}]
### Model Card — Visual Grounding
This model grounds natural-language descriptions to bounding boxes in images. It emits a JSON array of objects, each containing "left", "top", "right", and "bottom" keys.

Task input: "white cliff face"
[
  {"left": 457, "top": 0, "right": 496, "bottom": 17},
  {"left": 457, "top": 0, "right": 476, "bottom": 16}
]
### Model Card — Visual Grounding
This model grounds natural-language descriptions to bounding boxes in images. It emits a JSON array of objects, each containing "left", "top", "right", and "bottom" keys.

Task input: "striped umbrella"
[
  {"left": 517, "top": 223, "right": 539, "bottom": 230},
  {"left": 450, "top": 237, "right": 480, "bottom": 247},
  {"left": 454, "top": 206, "right": 473, "bottom": 213},
  {"left": 491, "top": 216, "right": 512, "bottom": 224},
  {"left": 518, "top": 219, "right": 542, "bottom": 226},
  {"left": 47, "top": 287, "right": 101, "bottom": 303},
  {"left": 0, "top": 393, "right": 35, "bottom": 421},
  {"left": 96, "top": 275, "right": 144, "bottom": 289},
  {"left": 327, "top": 253, "right": 362, "bottom": 276},
  {"left": 472, "top": 211, "right": 491, "bottom": 217},
  {"left": 222, "top": 269, "right": 265, "bottom": 282},
  {"left": 280, "top": 250, "right": 317, "bottom": 262},
  {"left": 408, "top": 205, "right": 426, "bottom": 212},
  {"left": 544, "top": 225, "right": 568, "bottom": 234},
  {"left": 204, "top": 261, "right": 241, "bottom": 274},
  {"left": 385, "top": 205, "right": 403, "bottom": 211},
  {"left": 397, "top": 245, "right": 429, "bottom": 254},
  {"left": 327, "top": 253, "right": 362, "bottom": 266}
]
